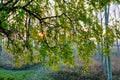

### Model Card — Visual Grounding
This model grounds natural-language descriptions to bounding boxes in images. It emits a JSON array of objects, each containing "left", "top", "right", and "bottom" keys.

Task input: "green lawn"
[{"left": 0, "top": 64, "right": 54, "bottom": 80}]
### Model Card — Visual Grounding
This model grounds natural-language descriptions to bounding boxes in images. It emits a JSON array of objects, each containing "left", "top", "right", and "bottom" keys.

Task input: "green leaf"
[
  {"left": 0, "top": 4, "right": 3, "bottom": 8},
  {"left": 18, "top": 10, "right": 25, "bottom": 16},
  {"left": 1, "top": 22, "right": 7, "bottom": 29}
]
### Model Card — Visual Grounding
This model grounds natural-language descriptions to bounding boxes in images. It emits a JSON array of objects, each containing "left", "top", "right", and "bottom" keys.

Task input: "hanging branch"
[{"left": 22, "top": 0, "right": 33, "bottom": 8}]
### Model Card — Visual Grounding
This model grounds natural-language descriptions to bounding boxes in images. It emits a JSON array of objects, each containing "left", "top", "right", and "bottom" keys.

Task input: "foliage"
[{"left": 0, "top": 0, "right": 119, "bottom": 71}]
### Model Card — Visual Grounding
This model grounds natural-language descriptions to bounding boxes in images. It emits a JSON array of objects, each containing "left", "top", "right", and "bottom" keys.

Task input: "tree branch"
[
  {"left": 22, "top": 7, "right": 42, "bottom": 21},
  {"left": 40, "top": 13, "right": 65, "bottom": 20},
  {"left": 23, "top": 0, "right": 34, "bottom": 8},
  {"left": 22, "top": 7, "right": 64, "bottom": 21},
  {"left": 0, "top": 25, "right": 11, "bottom": 39},
  {"left": 63, "top": 13, "right": 73, "bottom": 22},
  {"left": 11, "top": 0, "right": 20, "bottom": 7}
]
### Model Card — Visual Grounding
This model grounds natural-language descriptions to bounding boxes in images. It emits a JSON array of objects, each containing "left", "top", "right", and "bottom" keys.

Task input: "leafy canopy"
[{"left": 0, "top": 0, "right": 119, "bottom": 70}]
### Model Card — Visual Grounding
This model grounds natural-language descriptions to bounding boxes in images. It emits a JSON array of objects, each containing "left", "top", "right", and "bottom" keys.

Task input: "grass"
[
  {"left": 0, "top": 64, "right": 54, "bottom": 80},
  {"left": 0, "top": 68, "right": 32, "bottom": 80}
]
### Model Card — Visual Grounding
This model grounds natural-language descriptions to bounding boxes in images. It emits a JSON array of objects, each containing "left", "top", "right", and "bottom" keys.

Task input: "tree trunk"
[{"left": 104, "top": 6, "right": 112, "bottom": 80}]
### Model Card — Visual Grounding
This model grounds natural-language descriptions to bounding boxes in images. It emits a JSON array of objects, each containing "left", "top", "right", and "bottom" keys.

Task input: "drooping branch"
[
  {"left": 40, "top": 13, "right": 65, "bottom": 20},
  {"left": 22, "top": 7, "right": 42, "bottom": 21},
  {"left": 22, "top": 0, "right": 34, "bottom": 8},
  {"left": 22, "top": 7, "right": 65, "bottom": 21},
  {"left": 11, "top": 0, "right": 20, "bottom": 8}
]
